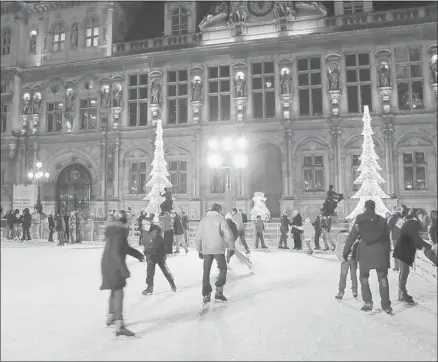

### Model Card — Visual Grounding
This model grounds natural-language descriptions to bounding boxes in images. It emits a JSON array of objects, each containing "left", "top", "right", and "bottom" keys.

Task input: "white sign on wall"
[{"left": 12, "top": 184, "right": 37, "bottom": 211}]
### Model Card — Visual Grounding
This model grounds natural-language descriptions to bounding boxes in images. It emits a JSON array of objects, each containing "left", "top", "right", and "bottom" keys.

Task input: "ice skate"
[
  {"left": 383, "top": 306, "right": 393, "bottom": 315},
  {"left": 335, "top": 291, "right": 344, "bottom": 300},
  {"left": 170, "top": 282, "right": 177, "bottom": 292},
  {"left": 215, "top": 286, "right": 228, "bottom": 302},
  {"left": 360, "top": 303, "right": 373, "bottom": 312},
  {"left": 398, "top": 293, "right": 415, "bottom": 304},
  {"left": 142, "top": 286, "right": 153, "bottom": 296},
  {"left": 115, "top": 320, "right": 135, "bottom": 337},
  {"left": 352, "top": 289, "right": 358, "bottom": 298},
  {"left": 106, "top": 313, "right": 115, "bottom": 326},
  {"left": 202, "top": 293, "right": 211, "bottom": 305}
]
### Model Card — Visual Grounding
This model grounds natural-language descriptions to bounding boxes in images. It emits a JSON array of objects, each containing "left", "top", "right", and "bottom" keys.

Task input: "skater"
[
  {"left": 137, "top": 210, "right": 147, "bottom": 246},
  {"left": 161, "top": 212, "right": 174, "bottom": 255},
  {"left": 254, "top": 215, "right": 268, "bottom": 249},
  {"left": 322, "top": 185, "right": 344, "bottom": 216},
  {"left": 311, "top": 214, "right": 322, "bottom": 250},
  {"left": 393, "top": 208, "right": 436, "bottom": 305},
  {"left": 302, "top": 217, "right": 315, "bottom": 255},
  {"left": 428, "top": 210, "right": 437, "bottom": 245},
  {"left": 141, "top": 217, "right": 176, "bottom": 295},
  {"left": 55, "top": 213, "right": 65, "bottom": 246},
  {"left": 279, "top": 211, "right": 290, "bottom": 249},
  {"left": 232, "top": 208, "right": 250, "bottom": 254},
  {"left": 291, "top": 210, "right": 303, "bottom": 250},
  {"left": 172, "top": 211, "right": 188, "bottom": 254},
  {"left": 12, "top": 209, "right": 21, "bottom": 241},
  {"left": 6, "top": 210, "right": 14, "bottom": 239},
  {"left": 100, "top": 210, "right": 144, "bottom": 337},
  {"left": 21, "top": 208, "right": 32, "bottom": 241},
  {"left": 225, "top": 213, "right": 238, "bottom": 263},
  {"left": 63, "top": 212, "right": 70, "bottom": 243},
  {"left": 195, "top": 203, "right": 235, "bottom": 304},
  {"left": 335, "top": 227, "right": 359, "bottom": 299},
  {"left": 321, "top": 210, "right": 335, "bottom": 251},
  {"left": 181, "top": 211, "right": 189, "bottom": 245},
  {"left": 47, "top": 213, "right": 55, "bottom": 242},
  {"left": 343, "top": 200, "right": 393, "bottom": 314},
  {"left": 387, "top": 205, "right": 409, "bottom": 271},
  {"left": 68, "top": 211, "right": 78, "bottom": 244}
]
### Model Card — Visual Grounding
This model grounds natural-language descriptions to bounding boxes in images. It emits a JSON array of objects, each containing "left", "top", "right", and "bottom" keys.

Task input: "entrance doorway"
[
  {"left": 57, "top": 163, "right": 91, "bottom": 214},
  {"left": 250, "top": 143, "right": 282, "bottom": 217}
]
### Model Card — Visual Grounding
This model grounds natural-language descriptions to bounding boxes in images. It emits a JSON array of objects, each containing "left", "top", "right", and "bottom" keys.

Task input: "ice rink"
[{"left": 1, "top": 241, "right": 437, "bottom": 361}]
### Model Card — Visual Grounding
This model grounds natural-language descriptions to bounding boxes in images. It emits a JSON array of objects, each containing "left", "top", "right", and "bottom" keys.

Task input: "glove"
[{"left": 198, "top": 252, "right": 204, "bottom": 259}]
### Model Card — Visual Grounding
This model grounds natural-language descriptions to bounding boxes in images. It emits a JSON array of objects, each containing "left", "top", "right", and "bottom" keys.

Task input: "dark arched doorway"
[
  {"left": 57, "top": 163, "right": 92, "bottom": 214},
  {"left": 250, "top": 143, "right": 282, "bottom": 218}
]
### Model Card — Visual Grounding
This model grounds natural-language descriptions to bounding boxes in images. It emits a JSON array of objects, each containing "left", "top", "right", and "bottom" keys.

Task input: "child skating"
[
  {"left": 335, "top": 228, "right": 359, "bottom": 299},
  {"left": 254, "top": 215, "right": 268, "bottom": 249}
]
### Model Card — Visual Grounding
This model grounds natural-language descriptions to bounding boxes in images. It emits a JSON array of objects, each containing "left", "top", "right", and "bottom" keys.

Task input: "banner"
[{"left": 12, "top": 184, "right": 37, "bottom": 211}]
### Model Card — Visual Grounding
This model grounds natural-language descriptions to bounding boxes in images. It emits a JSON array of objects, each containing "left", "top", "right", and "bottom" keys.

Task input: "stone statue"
[
  {"left": 112, "top": 83, "right": 123, "bottom": 107},
  {"left": 71, "top": 24, "right": 78, "bottom": 49},
  {"left": 280, "top": 68, "right": 292, "bottom": 94},
  {"left": 65, "top": 88, "right": 75, "bottom": 113},
  {"left": 192, "top": 78, "right": 202, "bottom": 102},
  {"left": 328, "top": 64, "right": 340, "bottom": 91},
  {"left": 100, "top": 85, "right": 110, "bottom": 108},
  {"left": 22, "top": 93, "right": 32, "bottom": 115},
  {"left": 377, "top": 59, "right": 391, "bottom": 87},
  {"left": 151, "top": 80, "right": 161, "bottom": 104},
  {"left": 199, "top": 1, "right": 228, "bottom": 28},
  {"left": 235, "top": 73, "right": 246, "bottom": 98},
  {"left": 274, "top": 1, "right": 296, "bottom": 20},
  {"left": 430, "top": 54, "right": 438, "bottom": 84},
  {"left": 32, "top": 92, "right": 42, "bottom": 114},
  {"left": 228, "top": 3, "right": 248, "bottom": 24}
]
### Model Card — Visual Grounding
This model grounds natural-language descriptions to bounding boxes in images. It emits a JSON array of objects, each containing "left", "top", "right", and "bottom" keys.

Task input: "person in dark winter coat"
[
  {"left": 335, "top": 227, "right": 359, "bottom": 300},
  {"left": 172, "top": 211, "right": 188, "bottom": 254},
  {"left": 428, "top": 210, "right": 437, "bottom": 245},
  {"left": 160, "top": 213, "right": 174, "bottom": 255},
  {"left": 291, "top": 210, "right": 303, "bottom": 250},
  {"left": 6, "top": 210, "right": 14, "bottom": 239},
  {"left": 393, "top": 208, "right": 436, "bottom": 304},
  {"left": 254, "top": 215, "right": 267, "bottom": 249},
  {"left": 63, "top": 212, "right": 70, "bottom": 242},
  {"left": 12, "top": 209, "right": 22, "bottom": 241},
  {"left": 141, "top": 218, "right": 176, "bottom": 295},
  {"left": 311, "top": 214, "right": 322, "bottom": 250},
  {"left": 279, "top": 211, "right": 291, "bottom": 249},
  {"left": 343, "top": 200, "right": 393, "bottom": 314},
  {"left": 100, "top": 210, "right": 144, "bottom": 337},
  {"left": 137, "top": 210, "right": 147, "bottom": 246},
  {"left": 387, "top": 205, "right": 409, "bottom": 271},
  {"left": 224, "top": 213, "right": 238, "bottom": 263},
  {"left": 55, "top": 214, "right": 65, "bottom": 246},
  {"left": 21, "top": 208, "right": 32, "bottom": 241},
  {"left": 47, "top": 213, "right": 55, "bottom": 242}
]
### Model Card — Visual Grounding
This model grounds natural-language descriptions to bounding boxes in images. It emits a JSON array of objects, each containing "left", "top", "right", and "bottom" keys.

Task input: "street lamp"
[
  {"left": 28, "top": 161, "right": 50, "bottom": 212},
  {"left": 207, "top": 135, "right": 248, "bottom": 213}
]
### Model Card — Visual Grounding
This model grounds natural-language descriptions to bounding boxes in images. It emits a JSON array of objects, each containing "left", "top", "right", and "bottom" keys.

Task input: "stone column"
[
  {"left": 283, "top": 128, "right": 291, "bottom": 196},
  {"left": 331, "top": 126, "right": 342, "bottom": 192},
  {"left": 192, "top": 130, "right": 201, "bottom": 197},
  {"left": 99, "top": 139, "right": 107, "bottom": 199},
  {"left": 113, "top": 136, "right": 120, "bottom": 198},
  {"left": 12, "top": 75, "right": 21, "bottom": 132},
  {"left": 36, "top": 14, "right": 45, "bottom": 67},
  {"left": 382, "top": 119, "right": 395, "bottom": 196},
  {"left": 106, "top": 2, "right": 114, "bottom": 57}
]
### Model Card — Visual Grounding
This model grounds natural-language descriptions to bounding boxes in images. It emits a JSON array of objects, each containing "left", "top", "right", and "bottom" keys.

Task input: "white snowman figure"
[{"left": 251, "top": 192, "right": 271, "bottom": 222}]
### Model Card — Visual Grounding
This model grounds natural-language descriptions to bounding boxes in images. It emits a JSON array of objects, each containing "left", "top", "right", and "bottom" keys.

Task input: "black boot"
[
  {"left": 360, "top": 303, "right": 373, "bottom": 312},
  {"left": 335, "top": 291, "right": 344, "bottom": 300},
  {"left": 203, "top": 293, "right": 211, "bottom": 305},
  {"left": 115, "top": 320, "right": 135, "bottom": 337},
  {"left": 142, "top": 286, "right": 153, "bottom": 296},
  {"left": 215, "top": 287, "right": 228, "bottom": 302}
]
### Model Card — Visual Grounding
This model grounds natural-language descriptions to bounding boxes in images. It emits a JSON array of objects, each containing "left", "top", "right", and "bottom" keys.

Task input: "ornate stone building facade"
[{"left": 1, "top": 1, "right": 437, "bottom": 219}]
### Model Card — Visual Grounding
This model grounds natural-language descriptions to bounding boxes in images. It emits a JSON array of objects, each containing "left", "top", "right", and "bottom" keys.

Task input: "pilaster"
[
  {"left": 106, "top": 2, "right": 114, "bottom": 57},
  {"left": 382, "top": 117, "right": 395, "bottom": 196}
]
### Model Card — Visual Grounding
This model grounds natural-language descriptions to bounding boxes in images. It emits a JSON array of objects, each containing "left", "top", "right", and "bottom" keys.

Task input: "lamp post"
[
  {"left": 27, "top": 161, "right": 50, "bottom": 212},
  {"left": 206, "top": 135, "right": 248, "bottom": 213}
]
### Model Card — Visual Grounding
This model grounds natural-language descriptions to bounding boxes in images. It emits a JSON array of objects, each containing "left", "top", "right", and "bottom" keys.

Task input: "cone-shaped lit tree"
[
  {"left": 347, "top": 105, "right": 390, "bottom": 221},
  {"left": 143, "top": 119, "right": 172, "bottom": 218}
]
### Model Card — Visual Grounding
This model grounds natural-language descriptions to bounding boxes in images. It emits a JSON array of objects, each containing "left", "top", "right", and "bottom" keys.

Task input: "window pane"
[
  {"left": 179, "top": 161, "right": 187, "bottom": 170},
  {"left": 220, "top": 94, "right": 230, "bottom": 121},
  {"left": 179, "top": 172, "right": 187, "bottom": 193},
  {"left": 411, "top": 81, "right": 424, "bottom": 109},
  {"left": 345, "top": 54, "right": 356, "bottom": 67},
  {"left": 139, "top": 87, "right": 147, "bottom": 99},
  {"left": 358, "top": 53, "right": 370, "bottom": 66},
  {"left": 209, "top": 81, "right": 218, "bottom": 93},
  {"left": 168, "top": 84, "right": 177, "bottom": 97},
  {"left": 397, "top": 82, "right": 410, "bottom": 110},
  {"left": 140, "top": 174, "right": 147, "bottom": 193},
  {"left": 360, "top": 84, "right": 372, "bottom": 111},
  {"left": 265, "top": 92, "right": 275, "bottom": 118},
  {"left": 130, "top": 174, "right": 138, "bottom": 194},
  {"left": 139, "top": 102, "right": 148, "bottom": 125},
  {"left": 314, "top": 156, "right": 323, "bottom": 165},
  {"left": 396, "top": 65, "right": 409, "bottom": 79},
  {"left": 86, "top": 28, "right": 92, "bottom": 37},
  {"left": 219, "top": 66, "right": 230, "bottom": 78},
  {"left": 208, "top": 67, "right": 218, "bottom": 79},
  {"left": 347, "top": 85, "right": 359, "bottom": 113},
  {"left": 47, "top": 114, "right": 53, "bottom": 131},
  {"left": 252, "top": 77, "right": 263, "bottom": 90},
  {"left": 169, "top": 161, "right": 178, "bottom": 170},
  {"left": 54, "top": 34, "right": 59, "bottom": 42},
  {"left": 55, "top": 112, "right": 62, "bottom": 131},
  {"left": 48, "top": 102, "right": 55, "bottom": 111},
  {"left": 129, "top": 75, "right": 138, "bottom": 86},
  {"left": 93, "top": 38, "right": 98, "bottom": 46},
  {"left": 310, "top": 72, "right": 321, "bottom": 86},
  {"left": 264, "top": 62, "right": 274, "bottom": 73},
  {"left": 252, "top": 63, "right": 262, "bottom": 75},
  {"left": 129, "top": 103, "right": 137, "bottom": 126},
  {"left": 93, "top": 28, "right": 98, "bottom": 36},
  {"left": 310, "top": 58, "right": 320, "bottom": 70},
  {"left": 209, "top": 95, "right": 218, "bottom": 122},
  {"left": 298, "top": 73, "right": 309, "bottom": 86},
  {"left": 409, "top": 48, "right": 421, "bottom": 62},
  {"left": 311, "top": 88, "right": 322, "bottom": 115},
  {"left": 170, "top": 173, "right": 178, "bottom": 191},
  {"left": 415, "top": 152, "right": 425, "bottom": 163},
  {"left": 253, "top": 93, "right": 263, "bottom": 118},
  {"left": 303, "top": 169, "right": 313, "bottom": 190},
  {"left": 416, "top": 166, "right": 426, "bottom": 190},
  {"left": 178, "top": 98, "right": 188, "bottom": 123},
  {"left": 264, "top": 76, "right": 274, "bottom": 89},
  {"left": 403, "top": 166, "right": 414, "bottom": 190},
  {"left": 304, "top": 156, "right": 312, "bottom": 166},
  {"left": 139, "top": 74, "right": 148, "bottom": 85},
  {"left": 178, "top": 84, "right": 187, "bottom": 96},
  {"left": 299, "top": 89, "right": 310, "bottom": 116},
  {"left": 359, "top": 69, "right": 370, "bottom": 82},
  {"left": 410, "top": 64, "right": 422, "bottom": 78},
  {"left": 346, "top": 70, "right": 357, "bottom": 83},
  {"left": 129, "top": 89, "right": 137, "bottom": 99},
  {"left": 220, "top": 80, "right": 230, "bottom": 92},
  {"left": 394, "top": 47, "right": 408, "bottom": 63},
  {"left": 353, "top": 166, "right": 360, "bottom": 190},
  {"left": 168, "top": 71, "right": 177, "bottom": 82},
  {"left": 86, "top": 38, "right": 91, "bottom": 47},
  {"left": 131, "top": 163, "right": 138, "bottom": 172},
  {"left": 297, "top": 59, "right": 308, "bottom": 71},
  {"left": 168, "top": 99, "right": 177, "bottom": 124},
  {"left": 403, "top": 153, "right": 413, "bottom": 164},
  {"left": 178, "top": 70, "right": 187, "bottom": 81},
  {"left": 315, "top": 168, "right": 324, "bottom": 190}
]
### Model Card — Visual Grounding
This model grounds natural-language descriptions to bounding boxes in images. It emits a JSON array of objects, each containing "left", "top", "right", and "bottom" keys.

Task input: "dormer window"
[
  {"left": 171, "top": 6, "right": 188, "bottom": 35},
  {"left": 52, "top": 23, "right": 65, "bottom": 51},
  {"left": 85, "top": 17, "right": 99, "bottom": 47},
  {"left": 343, "top": 1, "right": 364, "bottom": 15}
]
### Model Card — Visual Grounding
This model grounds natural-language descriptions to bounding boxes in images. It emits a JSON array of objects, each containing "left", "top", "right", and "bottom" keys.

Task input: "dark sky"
[{"left": 123, "top": 1, "right": 435, "bottom": 41}]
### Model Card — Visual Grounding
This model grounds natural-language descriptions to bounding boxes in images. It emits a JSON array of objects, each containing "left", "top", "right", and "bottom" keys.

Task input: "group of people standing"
[
  {"left": 4, "top": 208, "right": 44, "bottom": 241},
  {"left": 49, "top": 211, "right": 84, "bottom": 246}
]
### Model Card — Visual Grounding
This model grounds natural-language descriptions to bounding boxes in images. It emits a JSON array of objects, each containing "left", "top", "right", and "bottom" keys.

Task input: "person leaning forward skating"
[
  {"left": 196, "top": 203, "right": 235, "bottom": 304},
  {"left": 343, "top": 200, "right": 393, "bottom": 315}
]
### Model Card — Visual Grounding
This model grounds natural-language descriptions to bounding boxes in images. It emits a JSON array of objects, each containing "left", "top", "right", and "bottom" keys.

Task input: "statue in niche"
[
  {"left": 65, "top": 88, "right": 76, "bottom": 113},
  {"left": 107, "top": 144, "right": 114, "bottom": 182},
  {"left": 22, "top": 93, "right": 32, "bottom": 115},
  {"left": 71, "top": 24, "right": 78, "bottom": 49},
  {"left": 112, "top": 83, "right": 123, "bottom": 107},
  {"left": 228, "top": 3, "right": 248, "bottom": 24},
  {"left": 328, "top": 64, "right": 340, "bottom": 91},
  {"left": 235, "top": 73, "right": 246, "bottom": 98},
  {"left": 280, "top": 68, "right": 292, "bottom": 94},
  {"left": 191, "top": 77, "right": 203, "bottom": 102},
  {"left": 199, "top": 1, "right": 229, "bottom": 29},
  {"left": 151, "top": 79, "right": 161, "bottom": 104},
  {"left": 430, "top": 54, "right": 437, "bottom": 84},
  {"left": 100, "top": 85, "right": 110, "bottom": 108},
  {"left": 377, "top": 59, "right": 391, "bottom": 87},
  {"left": 32, "top": 92, "right": 42, "bottom": 114}
]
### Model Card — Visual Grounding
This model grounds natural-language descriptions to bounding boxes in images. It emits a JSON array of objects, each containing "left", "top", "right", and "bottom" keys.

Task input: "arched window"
[
  {"left": 52, "top": 23, "right": 65, "bottom": 51},
  {"left": 171, "top": 6, "right": 188, "bottom": 35},
  {"left": 2, "top": 28, "right": 11, "bottom": 55},
  {"left": 85, "top": 17, "right": 99, "bottom": 47}
]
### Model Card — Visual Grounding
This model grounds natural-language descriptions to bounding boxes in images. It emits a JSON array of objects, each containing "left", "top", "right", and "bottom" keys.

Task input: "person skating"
[
  {"left": 232, "top": 208, "right": 250, "bottom": 254},
  {"left": 196, "top": 203, "right": 235, "bottom": 304},
  {"left": 224, "top": 213, "right": 252, "bottom": 270},
  {"left": 254, "top": 215, "right": 268, "bottom": 249},
  {"left": 343, "top": 200, "right": 393, "bottom": 314},
  {"left": 160, "top": 187, "right": 173, "bottom": 215},
  {"left": 21, "top": 208, "right": 32, "bottom": 241},
  {"left": 291, "top": 210, "right": 303, "bottom": 250},
  {"left": 141, "top": 217, "right": 176, "bottom": 295},
  {"left": 302, "top": 217, "right": 315, "bottom": 255},
  {"left": 172, "top": 211, "right": 188, "bottom": 254},
  {"left": 137, "top": 210, "right": 147, "bottom": 246},
  {"left": 335, "top": 227, "right": 359, "bottom": 299},
  {"left": 47, "top": 213, "right": 55, "bottom": 242},
  {"left": 387, "top": 205, "right": 409, "bottom": 271},
  {"left": 160, "top": 212, "right": 174, "bottom": 256},
  {"left": 311, "top": 214, "right": 322, "bottom": 250},
  {"left": 55, "top": 213, "right": 65, "bottom": 246},
  {"left": 100, "top": 210, "right": 144, "bottom": 337},
  {"left": 321, "top": 210, "right": 336, "bottom": 251},
  {"left": 279, "top": 211, "right": 291, "bottom": 249}
]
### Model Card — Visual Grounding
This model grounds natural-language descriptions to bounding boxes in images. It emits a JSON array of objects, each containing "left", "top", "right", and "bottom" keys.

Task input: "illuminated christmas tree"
[
  {"left": 347, "top": 105, "right": 390, "bottom": 221},
  {"left": 144, "top": 119, "right": 172, "bottom": 218},
  {"left": 251, "top": 192, "right": 271, "bottom": 222}
]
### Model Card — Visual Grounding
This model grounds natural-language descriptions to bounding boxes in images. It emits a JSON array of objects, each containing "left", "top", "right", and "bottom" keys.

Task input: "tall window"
[
  {"left": 297, "top": 57, "right": 323, "bottom": 116},
  {"left": 403, "top": 152, "right": 427, "bottom": 190},
  {"left": 251, "top": 61, "right": 276, "bottom": 119},
  {"left": 167, "top": 70, "right": 188, "bottom": 124},
  {"left": 52, "top": 23, "right": 65, "bottom": 51},
  {"left": 208, "top": 65, "right": 230, "bottom": 122},
  {"left": 171, "top": 6, "right": 188, "bottom": 35},
  {"left": 303, "top": 155, "right": 324, "bottom": 191},
  {"left": 211, "top": 170, "right": 226, "bottom": 194},
  {"left": 79, "top": 98, "right": 97, "bottom": 130},
  {"left": 343, "top": 1, "right": 364, "bottom": 15},
  {"left": 29, "top": 35, "right": 36, "bottom": 54},
  {"left": 1, "top": 104, "right": 7, "bottom": 133},
  {"left": 395, "top": 47, "right": 424, "bottom": 110},
  {"left": 169, "top": 160, "right": 188, "bottom": 194},
  {"left": 85, "top": 18, "right": 99, "bottom": 47},
  {"left": 345, "top": 53, "right": 372, "bottom": 113},
  {"left": 46, "top": 101, "right": 63, "bottom": 132},
  {"left": 128, "top": 74, "right": 148, "bottom": 127},
  {"left": 2, "top": 28, "right": 11, "bottom": 55},
  {"left": 352, "top": 155, "right": 361, "bottom": 190},
  {"left": 129, "top": 161, "right": 147, "bottom": 194}
]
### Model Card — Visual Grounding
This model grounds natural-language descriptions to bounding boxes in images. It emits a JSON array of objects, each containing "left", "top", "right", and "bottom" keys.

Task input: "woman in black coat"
[
  {"left": 291, "top": 210, "right": 303, "bottom": 250},
  {"left": 21, "top": 208, "right": 32, "bottom": 241},
  {"left": 12, "top": 209, "right": 21, "bottom": 241},
  {"left": 100, "top": 210, "right": 144, "bottom": 337}
]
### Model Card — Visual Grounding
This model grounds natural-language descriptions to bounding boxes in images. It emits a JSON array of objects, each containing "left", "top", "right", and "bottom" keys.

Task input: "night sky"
[{"left": 123, "top": 1, "right": 436, "bottom": 41}]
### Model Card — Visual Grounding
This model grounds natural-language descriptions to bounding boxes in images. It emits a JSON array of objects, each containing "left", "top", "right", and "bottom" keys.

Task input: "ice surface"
[{"left": 1, "top": 243, "right": 437, "bottom": 361}]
